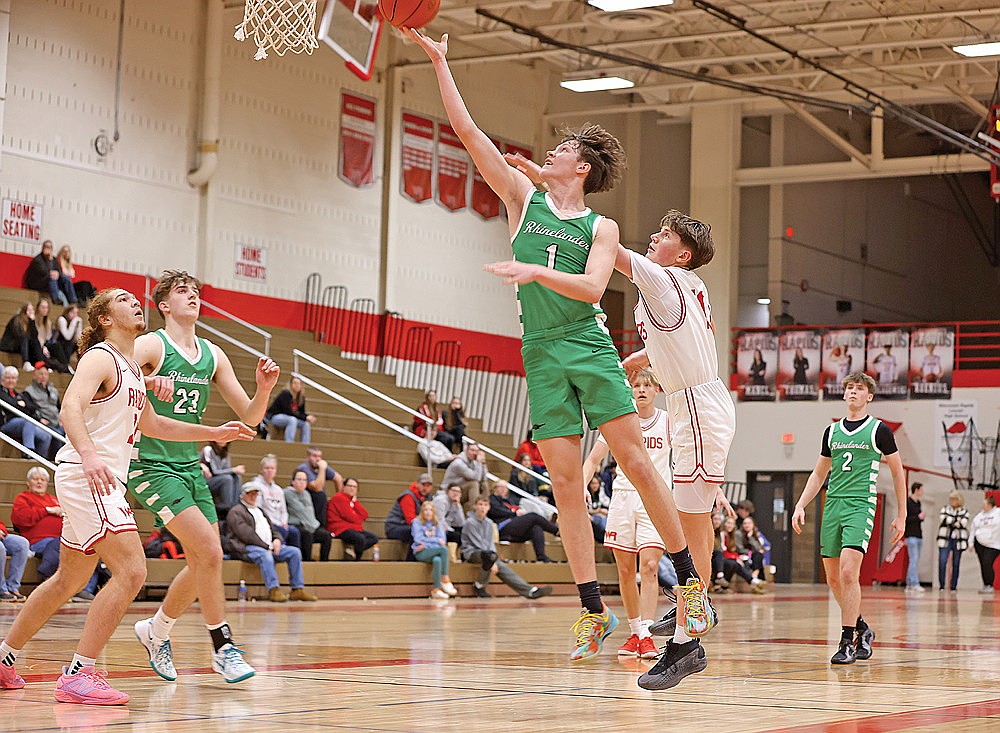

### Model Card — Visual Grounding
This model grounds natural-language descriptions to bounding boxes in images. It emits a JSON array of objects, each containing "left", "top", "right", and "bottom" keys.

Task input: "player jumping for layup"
[
  {"left": 405, "top": 29, "right": 712, "bottom": 663},
  {"left": 129, "top": 271, "right": 279, "bottom": 683},
  {"left": 792, "top": 371, "right": 906, "bottom": 664},
  {"left": 0, "top": 289, "right": 254, "bottom": 704}
]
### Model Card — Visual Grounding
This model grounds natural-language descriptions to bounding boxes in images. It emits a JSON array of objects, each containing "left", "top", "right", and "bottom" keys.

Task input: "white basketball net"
[{"left": 234, "top": 0, "right": 319, "bottom": 61}]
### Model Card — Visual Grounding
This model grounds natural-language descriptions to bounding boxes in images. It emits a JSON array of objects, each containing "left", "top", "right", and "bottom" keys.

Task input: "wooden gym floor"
[{"left": 2, "top": 584, "right": 999, "bottom": 732}]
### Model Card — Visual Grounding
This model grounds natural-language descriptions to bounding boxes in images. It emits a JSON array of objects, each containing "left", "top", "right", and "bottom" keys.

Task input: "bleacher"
[{"left": 0, "top": 283, "right": 615, "bottom": 599}]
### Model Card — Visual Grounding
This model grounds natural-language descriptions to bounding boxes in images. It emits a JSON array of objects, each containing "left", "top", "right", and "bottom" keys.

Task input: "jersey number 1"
[{"left": 545, "top": 243, "right": 557, "bottom": 269}]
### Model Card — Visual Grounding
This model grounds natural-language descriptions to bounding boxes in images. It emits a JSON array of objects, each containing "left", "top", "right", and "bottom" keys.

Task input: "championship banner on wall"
[
  {"left": 400, "top": 111, "right": 434, "bottom": 203},
  {"left": 777, "top": 329, "right": 821, "bottom": 401},
  {"left": 935, "top": 400, "right": 978, "bottom": 468},
  {"left": 470, "top": 137, "right": 502, "bottom": 220},
  {"left": 909, "top": 326, "right": 955, "bottom": 400},
  {"left": 338, "top": 92, "right": 376, "bottom": 188},
  {"left": 435, "top": 122, "right": 470, "bottom": 212},
  {"left": 735, "top": 330, "right": 778, "bottom": 401},
  {"left": 821, "top": 328, "right": 865, "bottom": 399},
  {"left": 866, "top": 328, "right": 910, "bottom": 400}
]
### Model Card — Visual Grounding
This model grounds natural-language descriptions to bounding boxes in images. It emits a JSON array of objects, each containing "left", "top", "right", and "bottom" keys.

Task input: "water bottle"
[
  {"left": 372, "top": 545, "right": 380, "bottom": 562},
  {"left": 237, "top": 579, "right": 247, "bottom": 603}
]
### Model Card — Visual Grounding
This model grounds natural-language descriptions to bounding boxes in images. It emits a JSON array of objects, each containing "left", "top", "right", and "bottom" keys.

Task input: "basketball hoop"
[{"left": 234, "top": 0, "right": 319, "bottom": 60}]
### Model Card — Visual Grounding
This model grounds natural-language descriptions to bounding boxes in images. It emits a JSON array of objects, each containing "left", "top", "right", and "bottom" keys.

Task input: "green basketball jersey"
[
  {"left": 826, "top": 416, "right": 883, "bottom": 500},
  {"left": 511, "top": 190, "right": 606, "bottom": 335},
  {"left": 137, "top": 329, "right": 216, "bottom": 465}
]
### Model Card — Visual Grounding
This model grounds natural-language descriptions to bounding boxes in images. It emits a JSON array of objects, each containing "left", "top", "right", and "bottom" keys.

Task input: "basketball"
[{"left": 378, "top": 0, "right": 440, "bottom": 29}]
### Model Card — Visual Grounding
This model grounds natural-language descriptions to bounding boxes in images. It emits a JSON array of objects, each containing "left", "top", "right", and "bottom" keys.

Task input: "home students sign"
[
  {"left": 234, "top": 243, "right": 267, "bottom": 283},
  {"left": 2, "top": 198, "right": 43, "bottom": 244}
]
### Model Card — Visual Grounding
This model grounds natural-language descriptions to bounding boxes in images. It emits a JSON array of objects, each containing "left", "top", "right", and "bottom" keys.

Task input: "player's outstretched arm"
[
  {"left": 614, "top": 244, "right": 634, "bottom": 280},
  {"left": 401, "top": 29, "right": 531, "bottom": 208},
  {"left": 485, "top": 218, "right": 619, "bottom": 303},
  {"left": 213, "top": 347, "right": 280, "bottom": 426},
  {"left": 60, "top": 348, "right": 120, "bottom": 494},
  {"left": 138, "top": 405, "right": 256, "bottom": 445},
  {"left": 791, "top": 455, "right": 832, "bottom": 534},
  {"left": 885, "top": 452, "right": 907, "bottom": 543}
]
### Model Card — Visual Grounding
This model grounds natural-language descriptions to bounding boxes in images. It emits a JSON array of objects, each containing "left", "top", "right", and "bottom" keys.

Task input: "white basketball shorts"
[
  {"left": 56, "top": 463, "right": 138, "bottom": 554},
  {"left": 603, "top": 489, "right": 665, "bottom": 553}
]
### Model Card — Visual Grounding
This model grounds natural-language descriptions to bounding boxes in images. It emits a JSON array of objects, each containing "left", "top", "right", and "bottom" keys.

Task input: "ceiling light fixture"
[
  {"left": 587, "top": 0, "right": 673, "bottom": 11},
  {"left": 560, "top": 76, "right": 634, "bottom": 92},
  {"left": 756, "top": 297, "right": 771, "bottom": 305},
  {"left": 952, "top": 41, "right": 1000, "bottom": 58}
]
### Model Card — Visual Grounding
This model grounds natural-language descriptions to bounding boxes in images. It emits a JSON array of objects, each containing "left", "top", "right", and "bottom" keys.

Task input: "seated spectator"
[
  {"left": 55, "top": 304, "right": 83, "bottom": 369},
  {"left": 265, "top": 376, "right": 314, "bottom": 443},
  {"left": 200, "top": 440, "right": 244, "bottom": 515},
  {"left": 23, "top": 240, "right": 76, "bottom": 306},
  {"left": 738, "top": 516, "right": 771, "bottom": 581},
  {"left": 223, "top": 485, "right": 317, "bottom": 603},
  {"left": 517, "top": 430, "right": 546, "bottom": 475},
  {"left": 586, "top": 474, "right": 609, "bottom": 542},
  {"left": 1, "top": 303, "right": 45, "bottom": 371},
  {"left": 23, "top": 364, "right": 65, "bottom": 457},
  {"left": 441, "top": 441, "right": 488, "bottom": 509},
  {"left": 1, "top": 365, "right": 53, "bottom": 459},
  {"left": 413, "top": 390, "right": 449, "bottom": 448},
  {"left": 295, "top": 446, "right": 343, "bottom": 526},
  {"left": 286, "top": 469, "right": 332, "bottom": 561},
  {"left": 440, "top": 396, "right": 467, "bottom": 453},
  {"left": 327, "top": 477, "right": 379, "bottom": 560},
  {"left": 509, "top": 453, "right": 540, "bottom": 496},
  {"left": 33, "top": 297, "right": 69, "bottom": 373},
  {"left": 143, "top": 527, "right": 185, "bottom": 559},
  {"left": 417, "top": 426, "right": 454, "bottom": 468},
  {"left": 432, "top": 484, "right": 466, "bottom": 544},
  {"left": 461, "top": 496, "right": 553, "bottom": 599},
  {"left": 735, "top": 499, "right": 756, "bottom": 525},
  {"left": 12, "top": 466, "right": 96, "bottom": 601},
  {"left": 384, "top": 474, "right": 434, "bottom": 543},
  {"left": 0, "top": 515, "right": 30, "bottom": 602},
  {"left": 411, "top": 501, "right": 457, "bottom": 599},
  {"left": 720, "top": 515, "right": 764, "bottom": 593},
  {"left": 244, "top": 454, "right": 301, "bottom": 553},
  {"left": 55, "top": 245, "right": 96, "bottom": 303},
  {"left": 488, "top": 481, "right": 558, "bottom": 563}
]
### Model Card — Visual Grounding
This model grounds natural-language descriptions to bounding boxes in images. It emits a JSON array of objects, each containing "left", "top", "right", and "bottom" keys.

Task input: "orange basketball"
[{"left": 378, "top": 0, "right": 440, "bottom": 29}]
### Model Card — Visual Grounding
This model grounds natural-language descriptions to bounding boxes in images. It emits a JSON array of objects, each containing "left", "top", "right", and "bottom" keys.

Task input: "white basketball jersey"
[
  {"left": 629, "top": 252, "right": 719, "bottom": 394},
  {"left": 596, "top": 408, "right": 671, "bottom": 491},
  {"left": 56, "top": 342, "right": 146, "bottom": 483}
]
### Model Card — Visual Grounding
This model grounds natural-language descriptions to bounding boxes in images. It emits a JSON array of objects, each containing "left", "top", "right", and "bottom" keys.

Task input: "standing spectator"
[
  {"left": 285, "top": 469, "right": 333, "bottom": 561},
  {"left": 23, "top": 364, "right": 65, "bottom": 456},
  {"left": 516, "top": 430, "right": 546, "bottom": 475},
  {"left": 905, "top": 482, "right": 926, "bottom": 592},
  {"left": 411, "top": 501, "right": 457, "bottom": 599},
  {"left": 55, "top": 245, "right": 96, "bottom": 303},
  {"left": 295, "top": 446, "right": 343, "bottom": 527},
  {"left": 440, "top": 441, "right": 488, "bottom": 509},
  {"left": 327, "top": 477, "right": 379, "bottom": 560},
  {"left": 11, "top": 467, "right": 96, "bottom": 601},
  {"left": 200, "top": 440, "right": 244, "bottom": 516},
  {"left": 384, "top": 474, "right": 433, "bottom": 543},
  {"left": 413, "top": 391, "right": 446, "bottom": 444},
  {"left": 55, "top": 304, "right": 83, "bottom": 369},
  {"left": 488, "top": 481, "right": 558, "bottom": 563},
  {"left": 245, "top": 455, "right": 302, "bottom": 553},
  {"left": 223, "top": 486, "right": 317, "bottom": 603},
  {"left": 432, "top": 485, "right": 466, "bottom": 544},
  {"left": 266, "top": 376, "right": 314, "bottom": 443},
  {"left": 0, "top": 365, "right": 53, "bottom": 459},
  {"left": 936, "top": 491, "right": 970, "bottom": 591},
  {"left": 970, "top": 495, "right": 1000, "bottom": 594},
  {"left": 23, "top": 240, "right": 76, "bottom": 306},
  {"left": 461, "top": 496, "right": 552, "bottom": 599},
  {"left": 0, "top": 516, "right": 30, "bottom": 602},
  {"left": 440, "top": 396, "right": 467, "bottom": 452},
  {"left": 1, "top": 303, "right": 45, "bottom": 372}
]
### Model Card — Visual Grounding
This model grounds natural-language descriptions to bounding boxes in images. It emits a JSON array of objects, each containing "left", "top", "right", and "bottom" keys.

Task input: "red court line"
[
  {"left": 763, "top": 697, "right": 1000, "bottom": 732},
  {"left": 746, "top": 637, "right": 1000, "bottom": 652},
  {"left": 18, "top": 658, "right": 424, "bottom": 683}
]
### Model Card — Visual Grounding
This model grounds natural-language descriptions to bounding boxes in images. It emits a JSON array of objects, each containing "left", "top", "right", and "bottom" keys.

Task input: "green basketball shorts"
[
  {"left": 128, "top": 460, "right": 218, "bottom": 527},
  {"left": 820, "top": 496, "right": 877, "bottom": 557},
  {"left": 521, "top": 320, "right": 636, "bottom": 441}
]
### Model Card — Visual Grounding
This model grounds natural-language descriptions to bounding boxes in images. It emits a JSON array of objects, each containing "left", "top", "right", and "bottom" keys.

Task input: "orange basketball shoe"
[
  {"left": 676, "top": 578, "right": 718, "bottom": 638},
  {"left": 570, "top": 605, "right": 619, "bottom": 662}
]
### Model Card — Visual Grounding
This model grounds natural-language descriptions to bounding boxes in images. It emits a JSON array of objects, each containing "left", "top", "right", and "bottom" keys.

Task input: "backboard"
[{"left": 318, "top": 0, "right": 384, "bottom": 81}]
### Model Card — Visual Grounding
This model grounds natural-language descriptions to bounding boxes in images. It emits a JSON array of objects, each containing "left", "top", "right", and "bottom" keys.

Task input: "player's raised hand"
[
  {"left": 255, "top": 357, "right": 280, "bottom": 391},
  {"left": 504, "top": 152, "right": 544, "bottom": 185},
  {"left": 791, "top": 506, "right": 805, "bottom": 534},
  {"left": 400, "top": 28, "right": 448, "bottom": 61},
  {"left": 145, "top": 375, "right": 174, "bottom": 403},
  {"left": 484, "top": 260, "right": 539, "bottom": 286},
  {"left": 213, "top": 420, "right": 257, "bottom": 443},
  {"left": 888, "top": 513, "right": 905, "bottom": 544}
]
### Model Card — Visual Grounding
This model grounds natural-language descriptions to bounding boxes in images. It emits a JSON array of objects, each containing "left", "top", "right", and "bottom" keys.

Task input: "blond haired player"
[
  {"left": 0, "top": 289, "right": 254, "bottom": 705},
  {"left": 582, "top": 368, "right": 669, "bottom": 661}
]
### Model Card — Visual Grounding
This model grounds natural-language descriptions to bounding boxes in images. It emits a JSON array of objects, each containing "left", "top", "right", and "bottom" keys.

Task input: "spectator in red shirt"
[
  {"left": 384, "top": 474, "right": 433, "bottom": 543},
  {"left": 327, "top": 477, "right": 379, "bottom": 560},
  {"left": 11, "top": 467, "right": 97, "bottom": 601},
  {"left": 517, "top": 430, "right": 547, "bottom": 474}
]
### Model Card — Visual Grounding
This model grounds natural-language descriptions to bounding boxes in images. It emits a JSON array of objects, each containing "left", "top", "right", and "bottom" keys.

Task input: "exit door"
[{"left": 747, "top": 471, "right": 794, "bottom": 583}]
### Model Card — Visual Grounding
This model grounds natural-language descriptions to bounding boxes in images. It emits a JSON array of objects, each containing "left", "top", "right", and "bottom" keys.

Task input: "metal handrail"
[
  {"left": 196, "top": 321, "right": 267, "bottom": 361},
  {"left": 0, "top": 401, "right": 67, "bottom": 445},
  {"left": 0, "top": 430, "right": 57, "bottom": 470},
  {"left": 464, "top": 435, "right": 548, "bottom": 486},
  {"left": 200, "top": 300, "right": 273, "bottom": 354}
]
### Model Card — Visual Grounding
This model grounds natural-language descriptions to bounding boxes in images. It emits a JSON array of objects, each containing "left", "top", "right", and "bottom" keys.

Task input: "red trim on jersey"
[
  {"left": 637, "top": 269, "right": 687, "bottom": 333},
  {"left": 603, "top": 541, "right": 667, "bottom": 554},
  {"left": 89, "top": 344, "right": 123, "bottom": 405},
  {"left": 672, "top": 388, "right": 726, "bottom": 483},
  {"left": 103, "top": 341, "right": 142, "bottom": 381}
]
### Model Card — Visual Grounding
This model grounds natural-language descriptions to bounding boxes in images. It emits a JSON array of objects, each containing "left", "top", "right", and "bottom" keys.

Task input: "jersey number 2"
[
  {"left": 173, "top": 388, "right": 200, "bottom": 415},
  {"left": 841, "top": 451, "right": 853, "bottom": 472}
]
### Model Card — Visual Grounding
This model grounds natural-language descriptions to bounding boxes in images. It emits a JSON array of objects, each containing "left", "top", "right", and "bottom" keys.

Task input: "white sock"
[
  {"left": 627, "top": 617, "right": 642, "bottom": 636},
  {"left": 639, "top": 620, "right": 653, "bottom": 639},
  {"left": 0, "top": 641, "right": 20, "bottom": 667},
  {"left": 673, "top": 624, "right": 693, "bottom": 645},
  {"left": 751, "top": 577, "right": 761, "bottom": 585},
  {"left": 151, "top": 608, "right": 177, "bottom": 641},
  {"left": 68, "top": 653, "right": 96, "bottom": 675}
]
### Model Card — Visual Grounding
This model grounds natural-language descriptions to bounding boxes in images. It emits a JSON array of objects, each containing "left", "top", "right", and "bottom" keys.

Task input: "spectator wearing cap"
[
  {"left": 440, "top": 442, "right": 488, "bottom": 510},
  {"left": 223, "top": 484, "right": 317, "bottom": 603},
  {"left": 326, "top": 477, "right": 379, "bottom": 561},
  {"left": 0, "top": 365, "right": 53, "bottom": 459},
  {"left": 384, "top": 473, "right": 434, "bottom": 543}
]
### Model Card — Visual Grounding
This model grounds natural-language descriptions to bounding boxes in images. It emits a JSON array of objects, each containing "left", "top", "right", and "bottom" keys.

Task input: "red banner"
[
  {"left": 338, "top": 92, "right": 376, "bottom": 188},
  {"left": 735, "top": 330, "right": 778, "bottom": 401},
  {"left": 401, "top": 112, "right": 434, "bottom": 203},
  {"left": 436, "top": 122, "right": 469, "bottom": 212},
  {"left": 470, "top": 137, "right": 502, "bottom": 220}
]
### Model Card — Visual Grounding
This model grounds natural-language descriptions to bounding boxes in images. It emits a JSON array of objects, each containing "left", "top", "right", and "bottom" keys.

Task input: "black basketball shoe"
[
  {"left": 854, "top": 627, "right": 875, "bottom": 660},
  {"left": 831, "top": 639, "right": 857, "bottom": 665}
]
